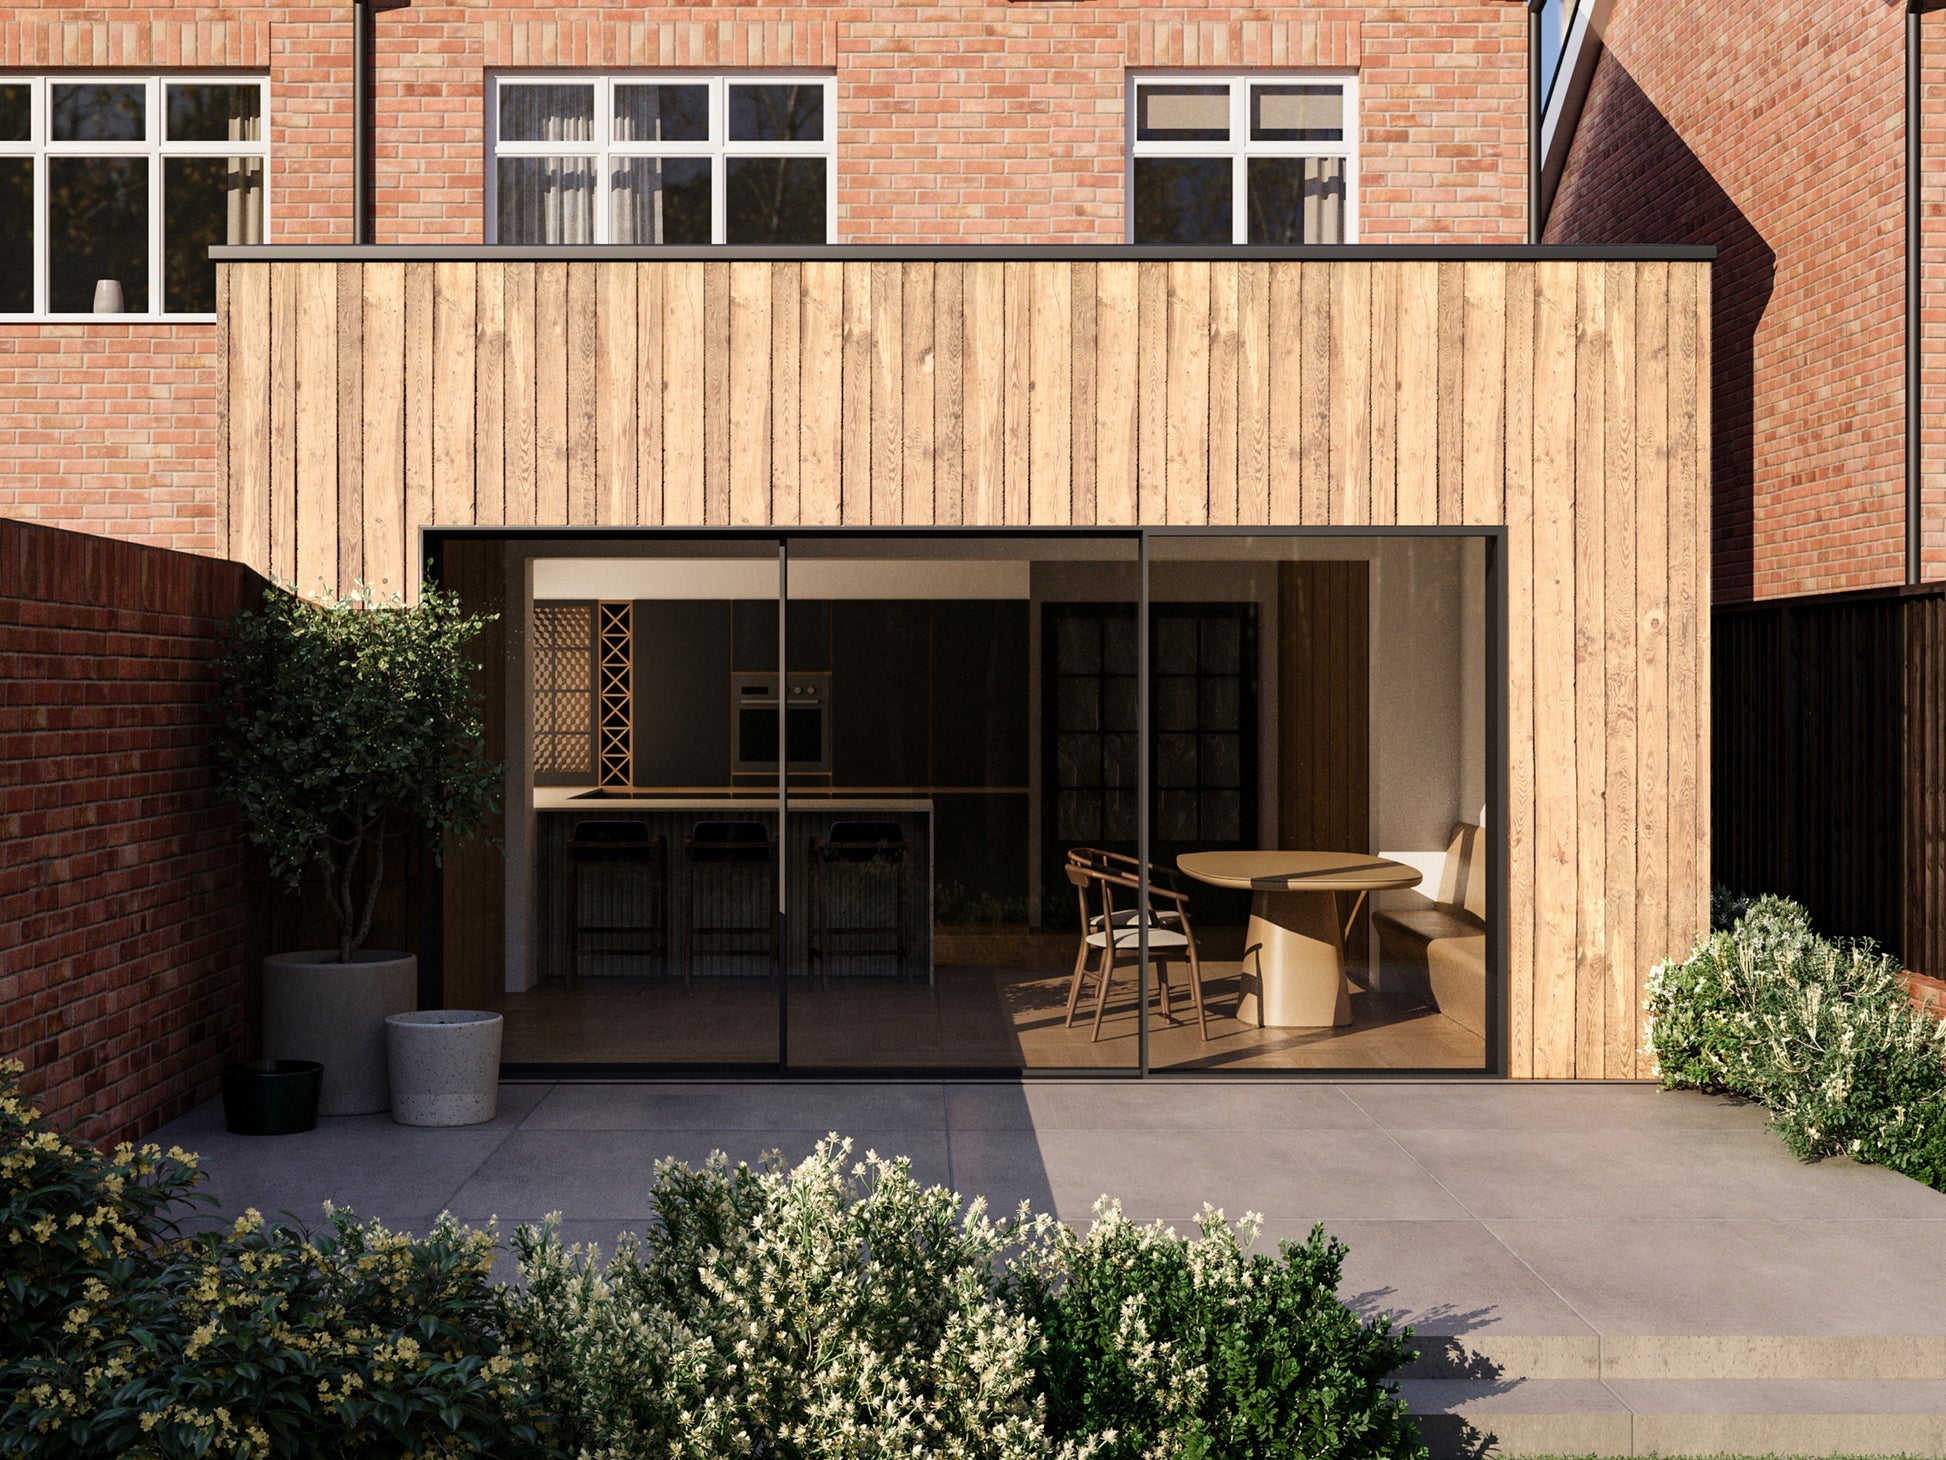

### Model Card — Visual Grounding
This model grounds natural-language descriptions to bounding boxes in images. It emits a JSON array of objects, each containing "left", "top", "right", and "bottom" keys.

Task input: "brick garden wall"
[{"left": 0, "top": 518, "right": 259, "bottom": 1146}]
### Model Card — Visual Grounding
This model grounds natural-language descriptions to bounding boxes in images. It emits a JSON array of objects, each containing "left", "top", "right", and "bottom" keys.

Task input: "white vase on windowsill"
[{"left": 91, "top": 279, "right": 124, "bottom": 314}]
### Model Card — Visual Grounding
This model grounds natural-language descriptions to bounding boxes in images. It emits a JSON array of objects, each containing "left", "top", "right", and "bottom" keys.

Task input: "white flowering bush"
[{"left": 1645, "top": 892, "right": 1946, "bottom": 1190}]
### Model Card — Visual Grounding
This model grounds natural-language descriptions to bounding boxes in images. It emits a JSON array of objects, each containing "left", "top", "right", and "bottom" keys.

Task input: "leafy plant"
[{"left": 212, "top": 580, "right": 501, "bottom": 963}]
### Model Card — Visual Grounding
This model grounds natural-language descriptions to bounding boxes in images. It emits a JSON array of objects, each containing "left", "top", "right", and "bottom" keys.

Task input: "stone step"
[
  {"left": 1403, "top": 1377, "right": 1946, "bottom": 1459},
  {"left": 1401, "top": 1331, "right": 1946, "bottom": 1381}
]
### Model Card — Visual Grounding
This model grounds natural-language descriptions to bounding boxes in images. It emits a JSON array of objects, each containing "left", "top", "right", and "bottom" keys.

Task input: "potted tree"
[{"left": 214, "top": 580, "right": 500, "bottom": 1117}]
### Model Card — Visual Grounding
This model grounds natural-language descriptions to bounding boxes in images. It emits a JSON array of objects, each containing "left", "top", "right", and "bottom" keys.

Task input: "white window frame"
[
  {"left": 0, "top": 74, "right": 271, "bottom": 321},
  {"left": 1125, "top": 71, "right": 1359, "bottom": 245},
  {"left": 486, "top": 72, "right": 838, "bottom": 245}
]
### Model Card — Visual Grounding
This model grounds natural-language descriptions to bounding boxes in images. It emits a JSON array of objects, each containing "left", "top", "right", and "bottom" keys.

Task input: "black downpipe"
[
  {"left": 1528, "top": 0, "right": 1547, "bottom": 245},
  {"left": 353, "top": 0, "right": 371, "bottom": 246},
  {"left": 1911, "top": 2, "right": 1924, "bottom": 586}
]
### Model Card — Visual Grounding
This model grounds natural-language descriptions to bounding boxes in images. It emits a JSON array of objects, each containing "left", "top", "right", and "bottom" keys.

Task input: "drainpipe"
[
  {"left": 353, "top": 0, "right": 371, "bottom": 246},
  {"left": 1529, "top": 0, "right": 1547, "bottom": 245}
]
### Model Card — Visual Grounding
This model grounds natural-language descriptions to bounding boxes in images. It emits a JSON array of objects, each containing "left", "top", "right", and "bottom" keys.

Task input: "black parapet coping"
[{"left": 212, "top": 242, "right": 1715, "bottom": 264}]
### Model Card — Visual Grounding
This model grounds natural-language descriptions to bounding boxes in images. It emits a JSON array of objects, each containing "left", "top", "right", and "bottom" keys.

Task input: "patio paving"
[{"left": 150, "top": 1079, "right": 1946, "bottom": 1458}]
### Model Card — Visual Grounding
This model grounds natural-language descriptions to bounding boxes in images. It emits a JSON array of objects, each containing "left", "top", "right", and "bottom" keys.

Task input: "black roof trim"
[{"left": 212, "top": 242, "right": 1715, "bottom": 264}]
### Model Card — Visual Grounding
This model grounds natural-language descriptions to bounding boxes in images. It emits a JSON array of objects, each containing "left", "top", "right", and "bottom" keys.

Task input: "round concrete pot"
[
  {"left": 261, "top": 951, "right": 418, "bottom": 1116},
  {"left": 385, "top": 1011, "right": 503, "bottom": 1127}
]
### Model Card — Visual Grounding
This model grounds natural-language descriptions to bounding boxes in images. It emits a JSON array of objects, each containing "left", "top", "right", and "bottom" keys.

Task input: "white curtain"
[
  {"left": 497, "top": 85, "right": 595, "bottom": 244},
  {"left": 1302, "top": 157, "right": 1345, "bottom": 244}
]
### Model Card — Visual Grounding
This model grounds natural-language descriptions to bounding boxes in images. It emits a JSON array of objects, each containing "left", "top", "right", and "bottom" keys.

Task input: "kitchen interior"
[{"left": 460, "top": 534, "right": 1491, "bottom": 1073}]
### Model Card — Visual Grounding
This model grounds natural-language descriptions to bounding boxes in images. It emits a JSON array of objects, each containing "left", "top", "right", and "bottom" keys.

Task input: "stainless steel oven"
[{"left": 731, "top": 672, "right": 830, "bottom": 774}]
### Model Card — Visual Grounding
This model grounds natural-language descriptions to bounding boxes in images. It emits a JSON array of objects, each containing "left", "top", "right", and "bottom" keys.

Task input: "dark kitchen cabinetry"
[
  {"left": 829, "top": 601, "right": 929, "bottom": 786},
  {"left": 931, "top": 601, "right": 1030, "bottom": 788},
  {"left": 733, "top": 598, "right": 830, "bottom": 673},
  {"left": 632, "top": 601, "right": 732, "bottom": 787}
]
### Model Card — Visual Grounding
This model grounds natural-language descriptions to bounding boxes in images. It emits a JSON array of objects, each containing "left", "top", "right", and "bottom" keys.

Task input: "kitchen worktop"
[{"left": 533, "top": 790, "right": 934, "bottom": 812}]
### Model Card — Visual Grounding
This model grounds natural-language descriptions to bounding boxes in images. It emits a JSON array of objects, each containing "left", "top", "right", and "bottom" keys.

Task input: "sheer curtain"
[{"left": 496, "top": 84, "right": 595, "bottom": 244}]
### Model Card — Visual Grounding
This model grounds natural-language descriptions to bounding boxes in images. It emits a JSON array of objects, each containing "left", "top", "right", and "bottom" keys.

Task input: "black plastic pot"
[{"left": 221, "top": 1060, "right": 323, "bottom": 1135}]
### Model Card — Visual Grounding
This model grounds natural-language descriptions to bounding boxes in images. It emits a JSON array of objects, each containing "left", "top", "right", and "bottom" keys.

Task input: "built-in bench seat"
[{"left": 1374, "top": 822, "right": 1486, "bottom": 1039}]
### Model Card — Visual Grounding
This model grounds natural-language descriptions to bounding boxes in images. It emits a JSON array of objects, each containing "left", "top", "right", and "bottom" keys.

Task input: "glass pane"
[
  {"left": 0, "top": 160, "right": 30, "bottom": 312},
  {"left": 1147, "top": 535, "right": 1492, "bottom": 1073},
  {"left": 51, "top": 82, "right": 145, "bottom": 142},
  {"left": 496, "top": 156, "right": 594, "bottom": 244},
  {"left": 725, "top": 157, "right": 825, "bottom": 244},
  {"left": 613, "top": 83, "right": 709, "bottom": 143},
  {"left": 498, "top": 83, "right": 594, "bottom": 143},
  {"left": 0, "top": 82, "right": 29, "bottom": 142},
  {"left": 611, "top": 157, "right": 711, "bottom": 245},
  {"left": 166, "top": 83, "right": 262, "bottom": 142},
  {"left": 49, "top": 156, "right": 148, "bottom": 313},
  {"left": 1132, "top": 157, "right": 1232, "bottom": 246},
  {"left": 783, "top": 538, "right": 1140, "bottom": 1071},
  {"left": 727, "top": 83, "right": 823, "bottom": 142},
  {"left": 1135, "top": 83, "right": 1229, "bottom": 142},
  {"left": 164, "top": 157, "right": 264, "bottom": 313},
  {"left": 1246, "top": 157, "right": 1346, "bottom": 245},
  {"left": 1251, "top": 84, "right": 1344, "bottom": 143}
]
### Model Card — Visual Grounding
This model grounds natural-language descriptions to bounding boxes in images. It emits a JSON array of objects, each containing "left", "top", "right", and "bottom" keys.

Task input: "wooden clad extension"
[{"left": 217, "top": 253, "right": 1711, "bottom": 1080}]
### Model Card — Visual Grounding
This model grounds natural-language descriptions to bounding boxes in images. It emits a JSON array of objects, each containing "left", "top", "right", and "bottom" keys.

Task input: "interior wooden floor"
[{"left": 496, "top": 931, "right": 1485, "bottom": 1071}]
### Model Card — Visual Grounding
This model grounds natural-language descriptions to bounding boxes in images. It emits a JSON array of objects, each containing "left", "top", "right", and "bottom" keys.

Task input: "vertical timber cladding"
[{"left": 217, "top": 253, "right": 1712, "bottom": 1079}]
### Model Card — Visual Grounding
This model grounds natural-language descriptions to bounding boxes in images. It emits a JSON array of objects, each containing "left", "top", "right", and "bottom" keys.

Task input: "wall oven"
[{"left": 730, "top": 672, "right": 830, "bottom": 774}]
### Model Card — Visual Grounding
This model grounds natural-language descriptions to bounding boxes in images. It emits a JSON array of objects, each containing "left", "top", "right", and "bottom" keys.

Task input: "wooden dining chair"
[
  {"left": 1062, "top": 859, "right": 1209, "bottom": 1043},
  {"left": 1064, "top": 847, "right": 1186, "bottom": 930}
]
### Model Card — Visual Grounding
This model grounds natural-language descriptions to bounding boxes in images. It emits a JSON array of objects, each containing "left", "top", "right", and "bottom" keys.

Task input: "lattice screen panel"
[
  {"left": 532, "top": 603, "right": 593, "bottom": 777},
  {"left": 597, "top": 601, "right": 633, "bottom": 787}
]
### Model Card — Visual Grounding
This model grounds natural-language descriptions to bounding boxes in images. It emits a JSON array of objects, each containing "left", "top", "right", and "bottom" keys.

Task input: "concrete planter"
[
  {"left": 261, "top": 951, "right": 417, "bottom": 1116},
  {"left": 385, "top": 1010, "right": 503, "bottom": 1127}
]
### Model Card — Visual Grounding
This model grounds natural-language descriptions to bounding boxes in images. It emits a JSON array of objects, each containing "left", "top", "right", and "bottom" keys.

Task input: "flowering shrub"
[
  {"left": 0, "top": 1063, "right": 554, "bottom": 1459},
  {"left": 1645, "top": 893, "right": 1946, "bottom": 1191}
]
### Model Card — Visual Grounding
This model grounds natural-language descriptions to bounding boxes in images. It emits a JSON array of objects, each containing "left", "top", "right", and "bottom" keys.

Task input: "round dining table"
[{"left": 1176, "top": 851, "right": 1423, "bottom": 1027}]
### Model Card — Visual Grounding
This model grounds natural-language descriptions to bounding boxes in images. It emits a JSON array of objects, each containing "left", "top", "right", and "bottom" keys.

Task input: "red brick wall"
[
  {"left": 1544, "top": 0, "right": 1906, "bottom": 603},
  {"left": 0, "top": 518, "right": 258, "bottom": 1146}
]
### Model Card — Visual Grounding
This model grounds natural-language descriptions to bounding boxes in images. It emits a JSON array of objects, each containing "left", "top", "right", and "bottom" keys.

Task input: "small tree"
[{"left": 214, "top": 581, "right": 502, "bottom": 964}]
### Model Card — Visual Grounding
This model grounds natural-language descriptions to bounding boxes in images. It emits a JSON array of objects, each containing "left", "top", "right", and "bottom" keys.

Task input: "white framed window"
[
  {"left": 488, "top": 73, "right": 836, "bottom": 246},
  {"left": 1126, "top": 73, "right": 1357, "bottom": 245},
  {"left": 0, "top": 75, "right": 268, "bottom": 320}
]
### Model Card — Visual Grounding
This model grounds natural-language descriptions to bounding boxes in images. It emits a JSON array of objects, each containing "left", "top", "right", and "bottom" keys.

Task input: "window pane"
[
  {"left": 498, "top": 83, "right": 594, "bottom": 143},
  {"left": 727, "top": 84, "right": 823, "bottom": 142},
  {"left": 614, "top": 84, "right": 709, "bottom": 144},
  {"left": 165, "top": 156, "right": 264, "bottom": 313},
  {"left": 612, "top": 157, "right": 711, "bottom": 244},
  {"left": 1135, "top": 83, "right": 1229, "bottom": 142},
  {"left": 51, "top": 82, "right": 145, "bottom": 142},
  {"left": 1247, "top": 157, "right": 1345, "bottom": 245},
  {"left": 0, "top": 82, "right": 29, "bottom": 142},
  {"left": 166, "top": 83, "right": 263, "bottom": 143},
  {"left": 496, "top": 156, "right": 595, "bottom": 244},
  {"left": 1251, "top": 84, "right": 1345, "bottom": 144},
  {"left": 1132, "top": 157, "right": 1232, "bottom": 245},
  {"left": 725, "top": 156, "right": 825, "bottom": 244},
  {"left": 49, "top": 156, "right": 149, "bottom": 313},
  {"left": 0, "top": 159, "right": 30, "bottom": 312}
]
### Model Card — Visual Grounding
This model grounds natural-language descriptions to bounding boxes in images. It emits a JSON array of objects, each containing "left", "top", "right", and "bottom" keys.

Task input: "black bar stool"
[
  {"left": 809, "top": 819, "right": 909, "bottom": 986},
  {"left": 684, "top": 820, "right": 778, "bottom": 982},
  {"left": 566, "top": 820, "right": 669, "bottom": 986}
]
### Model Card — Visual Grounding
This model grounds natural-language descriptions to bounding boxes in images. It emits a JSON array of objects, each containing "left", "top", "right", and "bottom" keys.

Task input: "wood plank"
[
  {"left": 902, "top": 261, "right": 935, "bottom": 525},
  {"left": 872, "top": 259, "right": 904, "bottom": 524},
  {"left": 533, "top": 262, "right": 568, "bottom": 526},
  {"left": 933, "top": 262, "right": 964, "bottom": 525},
  {"left": 1299, "top": 262, "right": 1331, "bottom": 524},
  {"left": 360, "top": 263, "right": 405, "bottom": 592},
  {"left": 1692, "top": 264, "right": 1713, "bottom": 951},
  {"left": 502, "top": 262, "right": 537, "bottom": 527},
  {"left": 432, "top": 260, "right": 477, "bottom": 531},
  {"left": 1573, "top": 261, "right": 1609, "bottom": 1079},
  {"left": 1095, "top": 260, "right": 1139, "bottom": 526},
  {"left": 268, "top": 261, "right": 297, "bottom": 584},
  {"left": 635, "top": 262, "right": 664, "bottom": 524},
  {"left": 1368, "top": 262, "right": 1398, "bottom": 525},
  {"left": 401, "top": 260, "right": 434, "bottom": 591},
  {"left": 1137, "top": 260, "right": 1167, "bottom": 524},
  {"left": 593, "top": 260, "right": 637, "bottom": 525},
  {"left": 1329, "top": 260, "right": 1371, "bottom": 525},
  {"left": 728, "top": 259, "right": 771, "bottom": 526},
  {"left": 770, "top": 261, "right": 801, "bottom": 526},
  {"left": 1394, "top": 259, "right": 1438, "bottom": 525},
  {"left": 216, "top": 260, "right": 232, "bottom": 564},
  {"left": 703, "top": 261, "right": 730, "bottom": 525},
  {"left": 1503, "top": 258, "right": 1537, "bottom": 1079},
  {"left": 841, "top": 259, "right": 873, "bottom": 525},
  {"left": 963, "top": 262, "right": 1006, "bottom": 527},
  {"left": 1461, "top": 261, "right": 1506, "bottom": 527},
  {"left": 1072, "top": 260, "right": 1100, "bottom": 525},
  {"left": 1003, "top": 259, "right": 1031, "bottom": 525},
  {"left": 1531, "top": 258, "right": 1579, "bottom": 1079},
  {"left": 566, "top": 264, "right": 598, "bottom": 525},
  {"left": 1603, "top": 259, "right": 1638, "bottom": 1079},
  {"left": 1437, "top": 259, "right": 1466, "bottom": 525},
  {"left": 799, "top": 259, "right": 843, "bottom": 525},
  {"left": 1165, "top": 260, "right": 1209, "bottom": 526},
  {"left": 1207, "top": 259, "right": 1239, "bottom": 527},
  {"left": 1267, "top": 263, "right": 1301, "bottom": 523},
  {"left": 662, "top": 261, "right": 705, "bottom": 526},
  {"left": 1633, "top": 259, "right": 1670, "bottom": 1074},
  {"left": 1237, "top": 261, "right": 1270, "bottom": 525},
  {"left": 1667, "top": 261, "right": 1702, "bottom": 952},
  {"left": 1031, "top": 260, "right": 1071, "bottom": 525},
  {"left": 335, "top": 263, "right": 363, "bottom": 589},
  {"left": 475, "top": 263, "right": 506, "bottom": 526},
  {"left": 228, "top": 263, "right": 270, "bottom": 574},
  {"left": 294, "top": 260, "right": 337, "bottom": 594}
]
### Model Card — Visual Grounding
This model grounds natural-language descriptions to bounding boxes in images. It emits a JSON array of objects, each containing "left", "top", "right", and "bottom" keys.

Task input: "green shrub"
[{"left": 0, "top": 1063, "right": 553, "bottom": 1459}]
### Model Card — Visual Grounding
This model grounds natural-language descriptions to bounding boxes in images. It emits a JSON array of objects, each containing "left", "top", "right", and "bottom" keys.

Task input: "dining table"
[{"left": 1176, "top": 851, "right": 1423, "bottom": 1027}]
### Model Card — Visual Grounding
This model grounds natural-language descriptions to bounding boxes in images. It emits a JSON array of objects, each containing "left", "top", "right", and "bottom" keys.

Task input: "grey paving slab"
[
  {"left": 943, "top": 1079, "right": 1377, "bottom": 1132},
  {"left": 522, "top": 1081, "right": 950, "bottom": 1133},
  {"left": 1342, "top": 1080, "right": 1770, "bottom": 1132}
]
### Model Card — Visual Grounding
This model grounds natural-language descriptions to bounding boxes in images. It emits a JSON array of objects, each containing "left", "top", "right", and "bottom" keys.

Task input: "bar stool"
[
  {"left": 684, "top": 820, "right": 778, "bottom": 982},
  {"left": 566, "top": 820, "right": 669, "bottom": 986},
  {"left": 808, "top": 820, "right": 909, "bottom": 986}
]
